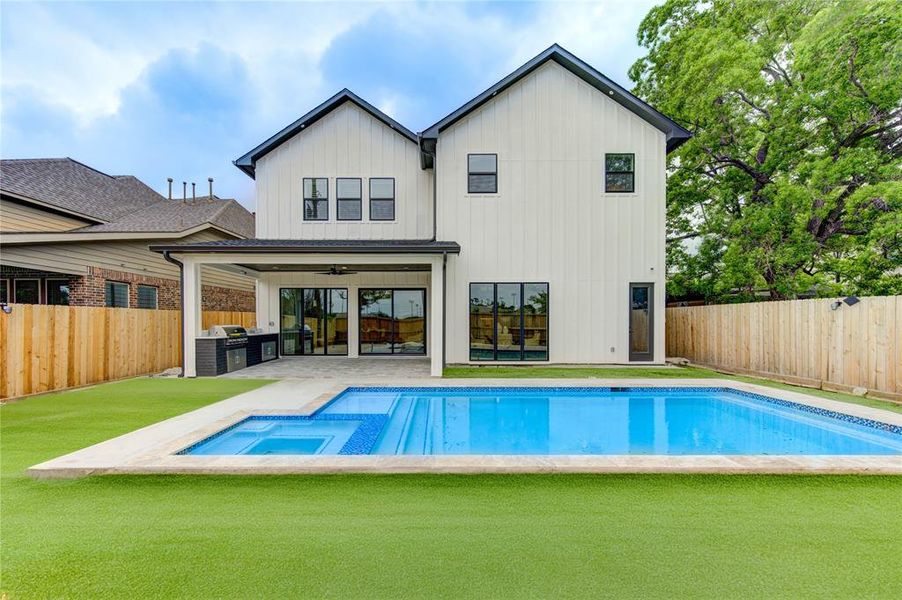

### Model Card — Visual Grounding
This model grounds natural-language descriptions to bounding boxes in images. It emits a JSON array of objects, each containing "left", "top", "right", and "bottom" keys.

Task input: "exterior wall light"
[{"left": 1, "top": 304, "right": 12, "bottom": 314}]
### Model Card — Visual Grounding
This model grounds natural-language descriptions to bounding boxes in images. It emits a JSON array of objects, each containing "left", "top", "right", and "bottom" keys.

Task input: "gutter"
[
  {"left": 418, "top": 133, "right": 439, "bottom": 241},
  {"left": 161, "top": 251, "right": 185, "bottom": 378}
]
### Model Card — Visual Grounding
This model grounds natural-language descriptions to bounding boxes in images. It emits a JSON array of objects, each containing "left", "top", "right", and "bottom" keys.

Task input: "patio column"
[
  {"left": 430, "top": 255, "right": 444, "bottom": 377},
  {"left": 182, "top": 257, "right": 202, "bottom": 377}
]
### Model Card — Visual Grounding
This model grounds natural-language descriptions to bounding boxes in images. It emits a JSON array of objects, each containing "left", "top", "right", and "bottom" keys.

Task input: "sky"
[{"left": 0, "top": 1, "right": 657, "bottom": 210}]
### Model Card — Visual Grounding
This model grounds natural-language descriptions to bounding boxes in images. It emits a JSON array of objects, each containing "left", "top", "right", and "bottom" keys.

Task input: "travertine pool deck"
[{"left": 28, "top": 378, "right": 902, "bottom": 478}]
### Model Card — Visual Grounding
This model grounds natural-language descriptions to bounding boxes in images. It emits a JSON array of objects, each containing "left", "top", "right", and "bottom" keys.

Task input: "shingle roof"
[
  {"left": 77, "top": 198, "right": 255, "bottom": 238},
  {"left": 1, "top": 157, "right": 255, "bottom": 238},
  {"left": 0, "top": 158, "right": 163, "bottom": 221},
  {"left": 150, "top": 239, "right": 461, "bottom": 254}
]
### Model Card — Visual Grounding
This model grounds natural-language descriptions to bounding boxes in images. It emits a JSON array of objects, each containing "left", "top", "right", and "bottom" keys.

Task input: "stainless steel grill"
[{"left": 208, "top": 325, "right": 248, "bottom": 347}]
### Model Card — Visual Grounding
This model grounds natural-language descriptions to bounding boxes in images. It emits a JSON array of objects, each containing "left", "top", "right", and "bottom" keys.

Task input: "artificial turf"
[{"left": 2, "top": 378, "right": 901, "bottom": 598}]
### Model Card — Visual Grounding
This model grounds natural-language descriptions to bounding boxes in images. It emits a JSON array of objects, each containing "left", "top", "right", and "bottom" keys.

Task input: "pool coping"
[{"left": 27, "top": 378, "right": 902, "bottom": 478}]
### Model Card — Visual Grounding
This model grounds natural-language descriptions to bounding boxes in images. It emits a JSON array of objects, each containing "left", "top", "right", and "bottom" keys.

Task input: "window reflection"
[{"left": 469, "top": 283, "right": 548, "bottom": 361}]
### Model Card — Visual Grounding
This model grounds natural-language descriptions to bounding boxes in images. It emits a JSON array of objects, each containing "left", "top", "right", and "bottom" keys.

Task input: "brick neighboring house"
[{"left": 0, "top": 158, "right": 256, "bottom": 311}]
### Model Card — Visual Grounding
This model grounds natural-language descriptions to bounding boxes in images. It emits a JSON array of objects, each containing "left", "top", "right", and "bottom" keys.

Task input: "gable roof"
[
  {"left": 419, "top": 44, "right": 691, "bottom": 166},
  {"left": 0, "top": 158, "right": 163, "bottom": 222},
  {"left": 0, "top": 157, "right": 255, "bottom": 239},
  {"left": 233, "top": 89, "right": 419, "bottom": 179}
]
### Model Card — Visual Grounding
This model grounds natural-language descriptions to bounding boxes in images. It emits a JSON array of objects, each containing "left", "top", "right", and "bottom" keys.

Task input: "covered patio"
[
  {"left": 219, "top": 356, "right": 431, "bottom": 380},
  {"left": 151, "top": 239, "right": 460, "bottom": 378}
]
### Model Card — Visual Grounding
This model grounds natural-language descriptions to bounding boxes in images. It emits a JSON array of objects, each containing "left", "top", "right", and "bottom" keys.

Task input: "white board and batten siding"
[
  {"left": 254, "top": 101, "right": 434, "bottom": 240},
  {"left": 437, "top": 61, "right": 667, "bottom": 364}
]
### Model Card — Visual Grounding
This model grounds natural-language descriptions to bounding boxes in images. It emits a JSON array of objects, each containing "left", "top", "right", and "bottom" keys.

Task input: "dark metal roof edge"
[
  {"left": 420, "top": 44, "right": 691, "bottom": 150},
  {"left": 149, "top": 241, "right": 462, "bottom": 254},
  {"left": 233, "top": 90, "right": 418, "bottom": 179}
]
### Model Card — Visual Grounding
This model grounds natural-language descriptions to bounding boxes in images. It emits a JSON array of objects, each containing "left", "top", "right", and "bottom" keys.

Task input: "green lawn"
[
  {"left": 2, "top": 379, "right": 902, "bottom": 598},
  {"left": 444, "top": 364, "right": 902, "bottom": 414}
]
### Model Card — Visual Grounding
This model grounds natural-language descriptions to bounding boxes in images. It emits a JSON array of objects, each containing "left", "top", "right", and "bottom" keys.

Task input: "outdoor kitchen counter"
[{"left": 195, "top": 333, "right": 278, "bottom": 376}]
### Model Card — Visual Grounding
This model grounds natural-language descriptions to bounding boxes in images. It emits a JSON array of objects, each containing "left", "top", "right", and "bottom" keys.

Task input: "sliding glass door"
[
  {"left": 359, "top": 289, "right": 426, "bottom": 355},
  {"left": 469, "top": 283, "right": 548, "bottom": 361},
  {"left": 280, "top": 288, "right": 348, "bottom": 356}
]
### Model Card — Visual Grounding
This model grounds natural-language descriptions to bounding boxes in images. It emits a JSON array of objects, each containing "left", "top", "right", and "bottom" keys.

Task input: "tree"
[{"left": 630, "top": 0, "right": 902, "bottom": 301}]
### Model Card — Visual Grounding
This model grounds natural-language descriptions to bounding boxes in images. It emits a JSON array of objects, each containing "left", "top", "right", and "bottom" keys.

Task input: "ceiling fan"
[{"left": 316, "top": 265, "right": 357, "bottom": 276}]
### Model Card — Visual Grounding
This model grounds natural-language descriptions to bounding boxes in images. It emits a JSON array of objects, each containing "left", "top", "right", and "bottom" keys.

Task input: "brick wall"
[{"left": 1, "top": 265, "right": 255, "bottom": 312}]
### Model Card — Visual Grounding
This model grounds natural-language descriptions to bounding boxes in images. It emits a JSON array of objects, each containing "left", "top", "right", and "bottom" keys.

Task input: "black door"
[{"left": 629, "top": 283, "right": 654, "bottom": 362}]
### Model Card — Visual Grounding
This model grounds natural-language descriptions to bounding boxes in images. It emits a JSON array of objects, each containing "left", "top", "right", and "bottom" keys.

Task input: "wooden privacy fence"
[
  {"left": 0, "top": 304, "right": 256, "bottom": 399},
  {"left": 666, "top": 296, "right": 902, "bottom": 400}
]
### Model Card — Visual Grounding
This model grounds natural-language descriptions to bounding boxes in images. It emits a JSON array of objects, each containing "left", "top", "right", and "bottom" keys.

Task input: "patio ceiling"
[{"left": 235, "top": 263, "right": 431, "bottom": 272}]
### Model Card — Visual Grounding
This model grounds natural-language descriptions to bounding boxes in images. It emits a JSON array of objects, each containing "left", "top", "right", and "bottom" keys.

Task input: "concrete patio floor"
[
  {"left": 219, "top": 356, "right": 432, "bottom": 380},
  {"left": 27, "top": 378, "right": 902, "bottom": 478}
]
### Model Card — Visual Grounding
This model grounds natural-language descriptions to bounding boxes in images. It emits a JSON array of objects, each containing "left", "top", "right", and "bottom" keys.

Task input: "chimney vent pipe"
[
  {"left": 182, "top": 181, "right": 187, "bottom": 203},
  {"left": 167, "top": 177, "right": 173, "bottom": 200},
  {"left": 208, "top": 177, "right": 214, "bottom": 202},
  {"left": 191, "top": 182, "right": 196, "bottom": 202}
]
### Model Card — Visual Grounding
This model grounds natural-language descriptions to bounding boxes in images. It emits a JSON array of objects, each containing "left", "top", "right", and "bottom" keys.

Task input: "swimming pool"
[{"left": 181, "top": 387, "right": 902, "bottom": 456}]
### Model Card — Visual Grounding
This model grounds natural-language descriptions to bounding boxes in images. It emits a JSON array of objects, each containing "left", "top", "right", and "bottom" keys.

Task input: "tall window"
[
  {"left": 279, "top": 288, "right": 348, "bottom": 356},
  {"left": 359, "top": 289, "right": 425, "bottom": 355},
  {"left": 0, "top": 279, "right": 8, "bottom": 303},
  {"left": 303, "top": 177, "right": 329, "bottom": 220},
  {"left": 14, "top": 279, "right": 40, "bottom": 304},
  {"left": 105, "top": 281, "right": 129, "bottom": 308},
  {"left": 469, "top": 283, "right": 548, "bottom": 361},
  {"left": 336, "top": 178, "right": 362, "bottom": 221},
  {"left": 604, "top": 153, "right": 635, "bottom": 193},
  {"left": 46, "top": 279, "right": 70, "bottom": 305},
  {"left": 369, "top": 178, "right": 395, "bottom": 221},
  {"left": 467, "top": 154, "right": 497, "bottom": 193},
  {"left": 136, "top": 285, "right": 158, "bottom": 309}
]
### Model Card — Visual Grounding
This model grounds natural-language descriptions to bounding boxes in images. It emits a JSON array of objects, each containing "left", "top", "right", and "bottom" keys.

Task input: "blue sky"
[{"left": 1, "top": 1, "right": 656, "bottom": 209}]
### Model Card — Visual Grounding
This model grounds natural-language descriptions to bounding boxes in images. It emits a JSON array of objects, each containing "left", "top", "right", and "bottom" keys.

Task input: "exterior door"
[
  {"left": 628, "top": 283, "right": 654, "bottom": 362},
  {"left": 279, "top": 288, "right": 348, "bottom": 356}
]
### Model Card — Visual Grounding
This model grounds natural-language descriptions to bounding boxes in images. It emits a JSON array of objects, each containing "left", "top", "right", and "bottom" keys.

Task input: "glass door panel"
[
  {"left": 629, "top": 283, "right": 653, "bottom": 361},
  {"left": 327, "top": 289, "right": 349, "bottom": 355},
  {"left": 496, "top": 283, "right": 522, "bottom": 360},
  {"left": 523, "top": 283, "right": 548, "bottom": 360},
  {"left": 280, "top": 288, "right": 303, "bottom": 355},
  {"left": 303, "top": 288, "right": 326, "bottom": 354},
  {"left": 469, "top": 284, "right": 495, "bottom": 361},
  {"left": 360, "top": 290, "right": 393, "bottom": 354},
  {"left": 393, "top": 290, "right": 425, "bottom": 354}
]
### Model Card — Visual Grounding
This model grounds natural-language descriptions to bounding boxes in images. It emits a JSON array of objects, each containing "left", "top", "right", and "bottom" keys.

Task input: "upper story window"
[
  {"left": 336, "top": 178, "right": 362, "bottom": 221},
  {"left": 369, "top": 178, "right": 395, "bottom": 221},
  {"left": 468, "top": 154, "right": 497, "bottom": 194},
  {"left": 303, "top": 177, "right": 329, "bottom": 221},
  {"left": 605, "top": 153, "right": 635, "bottom": 193}
]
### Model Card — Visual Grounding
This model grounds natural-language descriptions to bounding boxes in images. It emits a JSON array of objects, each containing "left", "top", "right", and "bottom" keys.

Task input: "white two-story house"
[{"left": 153, "top": 45, "right": 690, "bottom": 377}]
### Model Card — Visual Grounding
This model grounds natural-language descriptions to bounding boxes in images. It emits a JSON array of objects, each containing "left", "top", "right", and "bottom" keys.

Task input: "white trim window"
[
  {"left": 369, "top": 178, "right": 395, "bottom": 221},
  {"left": 14, "top": 278, "right": 41, "bottom": 304},
  {"left": 303, "top": 178, "right": 329, "bottom": 221},
  {"left": 46, "top": 278, "right": 70, "bottom": 305},
  {"left": 336, "top": 178, "right": 362, "bottom": 221},
  {"left": 467, "top": 154, "right": 498, "bottom": 194},
  {"left": 604, "top": 153, "right": 635, "bottom": 193}
]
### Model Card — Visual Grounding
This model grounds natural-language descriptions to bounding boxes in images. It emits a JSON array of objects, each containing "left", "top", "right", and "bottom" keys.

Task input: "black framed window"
[
  {"left": 605, "top": 153, "right": 635, "bottom": 193},
  {"left": 369, "top": 178, "right": 395, "bottom": 221},
  {"left": 279, "top": 288, "right": 348, "bottom": 356},
  {"left": 468, "top": 153, "right": 497, "bottom": 193},
  {"left": 469, "top": 282, "right": 548, "bottom": 361},
  {"left": 14, "top": 279, "right": 40, "bottom": 304},
  {"left": 136, "top": 285, "right": 158, "bottom": 309},
  {"left": 46, "top": 279, "right": 70, "bottom": 305},
  {"left": 0, "top": 279, "right": 8, "bottom": 303},
  {"left": 359, "top": 288, "right": 425, "bottom": 355},
  {"left": 337, "top": 178, "right": 362, "bottom": 221},
  {"left": 105, "top": 281, "right": 129, "bottom": 308},
  {"left": 303, "top": 177, "right": 329, "bottom": 220}
]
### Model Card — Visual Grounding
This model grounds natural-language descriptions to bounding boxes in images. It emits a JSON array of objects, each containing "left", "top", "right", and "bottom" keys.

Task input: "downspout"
[
  {"left": 162, "top": 250, "right": 185, "bottom": 377},
  {"left": 419, "top": 133, "right": 438, "bottom": 241}
]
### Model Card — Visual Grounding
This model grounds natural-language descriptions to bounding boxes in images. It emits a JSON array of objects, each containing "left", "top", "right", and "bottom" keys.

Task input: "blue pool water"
[{"left": 182, "top": 387, "right": 902, "bottom": 456}]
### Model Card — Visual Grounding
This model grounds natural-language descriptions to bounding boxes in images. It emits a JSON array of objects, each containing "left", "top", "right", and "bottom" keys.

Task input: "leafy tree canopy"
[{"left": 630, "top": 0, "right": 901, "bottom": 301}]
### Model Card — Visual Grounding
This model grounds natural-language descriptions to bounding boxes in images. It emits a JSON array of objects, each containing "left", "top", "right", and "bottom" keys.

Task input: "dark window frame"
[
  {"left": 13, "top": 278, "right": 41, "bottom": 304},
  {"left": 105, "top": 281, "right": 129, "bottom": 308},
  {"left": 45, "top": 278, "right": 70, "bottom": 306},
  {"left": 278, "top": 287, "right": 349, "bottom": 356},
  {"left": 604, "top": 153, "right": 636, "bottom": 193},
  {"left": 467, "top": 153, "right": 498, "bottom": 194},
  {"left": 368, "top": 177, "right": 396, "bottom": 221},
  {"left": 358, "top": 287, "right": 427, "bottom": 356},
  {"left": 469, "top": 282, "right": 549, "bottom": 362},
  {"left": 336, "top": 177, "right": 363, "bottom": 221},
  {"left": 136, "top": 284, "right": 158, "bottom": 309},
  {"left": 1, "top": 278, "right": 10, "bottom": 303},
  {"left": 303, "top": 177, "right": 329, "bottom": 221}
]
